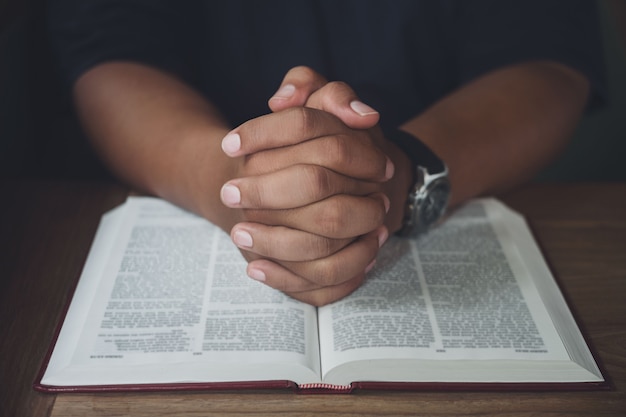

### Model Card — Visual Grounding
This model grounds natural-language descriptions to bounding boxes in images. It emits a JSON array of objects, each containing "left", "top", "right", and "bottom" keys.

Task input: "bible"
[{"left": 35, "top": 197, "right": 606, "bottom": 393}]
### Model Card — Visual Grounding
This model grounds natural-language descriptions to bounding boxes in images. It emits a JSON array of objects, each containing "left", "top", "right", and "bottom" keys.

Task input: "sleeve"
[
  {"left": 46, "top": 0, "right": 200, "bottom": 87},
  {"left": 451, "top": 0, "right": 606, "bottom": 109}
]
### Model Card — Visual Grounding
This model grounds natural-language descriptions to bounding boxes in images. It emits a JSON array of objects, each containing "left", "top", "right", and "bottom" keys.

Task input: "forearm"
[
  {"left": 400, "top": 61, "right": 590, "bottom": 207},
  {"left": 74, "top": 62, "right": 237, "bottom": 230}
]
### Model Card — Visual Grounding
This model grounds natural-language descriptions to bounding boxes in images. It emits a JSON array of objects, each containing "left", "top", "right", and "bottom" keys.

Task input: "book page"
[
  {"left": 42, "top": 197, "right": 321, "bottom": 386},
  {"left": 318, "top": 199, "right": 601, "bottom": 384}
]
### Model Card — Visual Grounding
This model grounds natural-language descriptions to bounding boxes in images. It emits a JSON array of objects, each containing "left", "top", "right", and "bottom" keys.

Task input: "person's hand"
[
  {"left": 266, "top": 66, "right": 410, "bottom": 235},
  {"left": 220, "top": 68, "right": 403, "bottom": 306}
]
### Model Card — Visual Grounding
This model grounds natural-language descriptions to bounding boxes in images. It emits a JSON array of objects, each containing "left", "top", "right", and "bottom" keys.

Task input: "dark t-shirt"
[{"left": 47, "top": 0, "right": 605, "bottom": 130}]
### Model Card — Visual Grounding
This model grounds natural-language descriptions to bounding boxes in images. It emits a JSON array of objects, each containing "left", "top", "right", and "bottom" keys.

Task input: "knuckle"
[
  {"left": 306, "top": 274, "right": 366, "bottom": 307},
  {"left": 309, "top": 235, "right": 340, "bottom": 259},
  {"left": 320, "top": 81, "right": 351, "bottom": 108},
  {"left": 288, "top": 106, "right": 317, "bottom": 139},
  {"left": 243, "top": 181, "right": 264, "bottom": 207},
  {"left": 324, "top": 80, "right": 350, "bottom": 96},
  {"left": 312, "top": 258, "right": 343, "bottom": 286},
  {"left": 292, "top": 65, "right": 317, "bottom": 80},
  {"left": 316, "top": 198, "right": 347, "bottom": 238},
  {"left": 325, "top": 132, "right": 388, "bottom": 181},
  {"left": 308, "top": 293, "right": 333, "bottom": 307},
  {"left": 301, "top": 165, "right": 333, "bottom": 199},
  {"left": 324, "top": 135, "right": 353, "bottom": 168},
  {"left": 273, "top": 273, "right": 292, "bottom": 291}
]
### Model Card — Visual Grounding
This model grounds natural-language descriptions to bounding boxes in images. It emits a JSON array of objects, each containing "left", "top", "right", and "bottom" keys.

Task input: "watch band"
[{"left": 383, "top": 128, "right": 445, "bottom": 176}]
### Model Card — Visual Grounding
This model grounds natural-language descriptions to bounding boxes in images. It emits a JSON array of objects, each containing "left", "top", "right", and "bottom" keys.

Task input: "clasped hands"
[{"left": 219, "top": 67, "right": 407, "bottom": 306}]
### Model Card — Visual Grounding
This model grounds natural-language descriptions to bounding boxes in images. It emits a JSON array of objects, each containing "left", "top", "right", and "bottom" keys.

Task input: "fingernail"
[
  {"left": 378, "top": 227, "right": 389, "bottom": 248},
  {"left": 385, "top": 158, "right": 395, "bottom": 180},
  {"left": 382, "top": 195, "right": 390, "bottom": 214},
  {"left": 221, "top": 133, "right": 241, "bottom": 156},
  {"left": 248, "top": 268, "right": 266, "bottom": 282},
  {"left": 232, "top": 229, "right": 253, "bottom": 248},
  {"left": 270, "top": 84, "right": 296, "bottom": 101},
  {"left": 350, "top": 100, "right": 378, "bottom": 116},
  {"left": 365, "top": 259, "right": 377, "bottom": 274},
  {"left": 220, "top": 183, "right": 241, "bottom": 206}
]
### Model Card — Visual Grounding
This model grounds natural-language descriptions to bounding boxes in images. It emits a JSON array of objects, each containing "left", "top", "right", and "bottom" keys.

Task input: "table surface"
[{"left": 1, "top": 180, "right": 625, "bottom": 417}]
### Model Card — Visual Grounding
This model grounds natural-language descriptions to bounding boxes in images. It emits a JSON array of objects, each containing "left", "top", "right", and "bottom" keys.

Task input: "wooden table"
[{"left": 1, "top": 180, "right": 625, "bottom": 417}]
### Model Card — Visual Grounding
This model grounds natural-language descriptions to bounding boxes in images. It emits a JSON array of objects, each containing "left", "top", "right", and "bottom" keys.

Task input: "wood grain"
[{"left": 1, "top": 181, "right": 625, "bottom": 417}]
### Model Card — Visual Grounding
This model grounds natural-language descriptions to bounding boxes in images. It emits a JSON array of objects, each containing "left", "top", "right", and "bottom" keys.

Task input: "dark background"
[{"left": 1, "top": 0, "right": 625, "bottom": 182}]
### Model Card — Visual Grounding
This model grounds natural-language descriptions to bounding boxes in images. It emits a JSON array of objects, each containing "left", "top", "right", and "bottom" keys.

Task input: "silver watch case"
[{"left": 399, "top": 165, "right": 451, "bottom": 237}]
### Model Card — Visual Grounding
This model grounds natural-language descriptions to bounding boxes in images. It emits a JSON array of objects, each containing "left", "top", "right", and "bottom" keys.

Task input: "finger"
[
  {"left": 245, "top": 226, "right": 386, "bottom": 293},
  {"left": 278, "top": 226, "right": 387, "bottom": 287},
  {"left": 250, "top": 262, "right": 369, "bottom": 307},
  {"left": 221, "top": 107, "right": 339, "bottom": 157},
  {"left": 221, "top": 165, "right": 379, "bottom": 209},
  {"left": 222, "top": 107, "right": 394, "bottom": 181},
  {"left": 230, "top": 223, "right": 353, "bottom": 262},
  {"left": 304, "top": 81, "right": 380, "bottom": 129},
  {"left": 285, "top": 273, "right": 367, "bottom": 306},
  {"left": 243, "top": 193, "right": 390, "bottom": 239},
  {"left": 267, "top": 66, "right": 328, "bottom": 112},
  {"left": 242, "top": 133, "right": 394, "bottom": 182}
]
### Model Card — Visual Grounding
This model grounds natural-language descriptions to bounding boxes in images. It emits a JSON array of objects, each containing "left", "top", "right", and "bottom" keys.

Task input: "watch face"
[{"left": 419, "top": 180, "right": 450, "bottom": 228}]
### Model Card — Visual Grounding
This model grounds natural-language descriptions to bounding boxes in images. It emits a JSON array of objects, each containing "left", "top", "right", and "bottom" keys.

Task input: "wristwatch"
[{"left": 385, "top": 128, "right": 451, "bottom": 237}]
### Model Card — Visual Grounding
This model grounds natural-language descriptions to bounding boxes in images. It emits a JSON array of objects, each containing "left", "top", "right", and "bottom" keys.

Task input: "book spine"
[{"left": 296, "top": 383, "right": 353, "bottom": 393}]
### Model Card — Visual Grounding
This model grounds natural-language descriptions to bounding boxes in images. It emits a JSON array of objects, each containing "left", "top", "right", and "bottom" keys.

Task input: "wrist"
[{"left": 382, "top": 127, "right": 451, "bottom": 237}]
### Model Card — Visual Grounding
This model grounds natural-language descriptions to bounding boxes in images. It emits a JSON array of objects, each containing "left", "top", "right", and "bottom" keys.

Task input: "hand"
[
  {"left": 220, "top": 67, "right": 410, "bottom": 305},
  {"left": 266, "top": 66, "right": 410, "bottom": 234}
]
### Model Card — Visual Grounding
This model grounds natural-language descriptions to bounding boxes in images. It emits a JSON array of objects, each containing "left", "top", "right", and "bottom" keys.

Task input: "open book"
[{"left": 35, "top": 197, "right": 606, "bottom": 393}]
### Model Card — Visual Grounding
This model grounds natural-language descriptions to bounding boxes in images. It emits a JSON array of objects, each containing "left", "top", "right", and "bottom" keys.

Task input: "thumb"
[
  {"left": 268, "top": 66, "right": 328, "bottom": 112},
  {"left": 268, "top": 66, "right": 380, "bottom": 130},
  {"left": 304, "top": 81, "right": 380, "bottom": 129}
]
